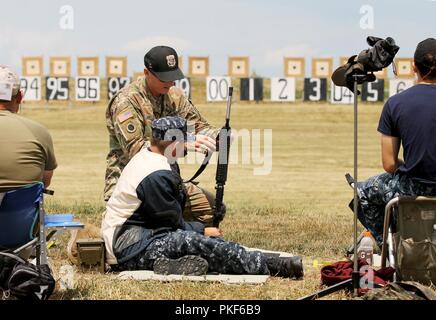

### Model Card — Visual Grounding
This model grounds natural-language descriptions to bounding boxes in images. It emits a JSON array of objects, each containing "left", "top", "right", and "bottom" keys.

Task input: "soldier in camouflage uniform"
[
  {"left": 349, "top": 39, "right": 436, "bottom": 246},
  {"left": 104, "top": 46, "right": 220, "bottom": 226},
  {"left": 101, "top": 116, "right": 304, "bottom": 278}
]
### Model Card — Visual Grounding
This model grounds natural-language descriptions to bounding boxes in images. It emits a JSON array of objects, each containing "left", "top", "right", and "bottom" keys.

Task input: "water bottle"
[
  {"left": 357, "top": 231, "right": 374, "bottom": 266},
  {"left": 432, "top": 224, "right": 436, "bottom": 245},
  {"left": 59, "top": 265, "right": 75, "bottom": 290}
]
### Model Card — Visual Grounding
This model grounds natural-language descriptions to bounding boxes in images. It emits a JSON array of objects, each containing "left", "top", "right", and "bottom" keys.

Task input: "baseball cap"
[
  {"left": 151, "top": 116, "right": 195, "bottom": 142},
  {"left": 414, "top": 38, "right": 436, "bottom": 64},
  {"left": 144, "top": 46, "right": 185, "bottom": 82},
  {"left": 0, "top": 65, "right": 20, "bottom": 101}
]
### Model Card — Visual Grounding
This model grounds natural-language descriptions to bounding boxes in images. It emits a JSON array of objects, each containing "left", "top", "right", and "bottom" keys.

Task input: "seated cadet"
[
  {"left": 349, "top": 38, "right": 436, "bottom": 245},
  {"left": 101, "top": 116, "right": 304, "bottom": 278},
  {"left": 0, "top": 65, "right": 57, "bottom": 200}
]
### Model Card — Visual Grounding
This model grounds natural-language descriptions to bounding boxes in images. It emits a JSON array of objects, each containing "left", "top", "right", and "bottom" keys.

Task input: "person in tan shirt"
[{"left": 0, "top": 66, "right": 57, "bottom": 197}]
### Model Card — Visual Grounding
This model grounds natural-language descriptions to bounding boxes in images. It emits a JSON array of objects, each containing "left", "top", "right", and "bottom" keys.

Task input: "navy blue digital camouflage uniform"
[
  {"left": 118, "top": 229, "right": 268, "bottom": 274},
  {"left": 351, "top": 172, "right": 436, "bottom": 245},
  {"left": 350, "top": 84, "right": 436, "bottom": 245}
]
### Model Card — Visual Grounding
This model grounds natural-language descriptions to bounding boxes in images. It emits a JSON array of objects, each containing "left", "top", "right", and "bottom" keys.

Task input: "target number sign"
[
  {"left": 174, "top": 78, "right": 191, "bottom": 99},
  {"left": 270, "top": 78, "right": 296, "bottom": 102},
  {"left": 46, "top": 77, "right": 69, "bottom": 100},
  {"left": 108, "top": 77, "right": 130, "bottom": 100},
  {"left": 331, "top": 82, "right": 354, "bottom": 104},
  {"left": 206, "top": 77, "right": 231, "bottom": 102},
  {"left": 389, "top": 79, "right": 414, "bottom": 97},
  {"left": 304, "top": 78, "right": 327, "bottom": 101},
  {"left": 75, "top": 77, "right": 100, "bottom": 101},
  {"left": 20, "top": 77, "right": 42, "bottom": 101},
  {"left": 362, "top": 80, "right": 385, "bottom": 102}
]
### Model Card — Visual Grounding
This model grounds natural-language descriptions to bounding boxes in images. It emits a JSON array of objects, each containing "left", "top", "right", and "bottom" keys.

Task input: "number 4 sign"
[{"left": 331, "top": 82, "right": 354, "bottom": 104}]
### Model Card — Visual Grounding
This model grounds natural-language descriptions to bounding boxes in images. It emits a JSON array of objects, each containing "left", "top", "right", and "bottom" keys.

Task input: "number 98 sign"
[{"left": 75, "top": 76, "right": 100, "bottom": 101}]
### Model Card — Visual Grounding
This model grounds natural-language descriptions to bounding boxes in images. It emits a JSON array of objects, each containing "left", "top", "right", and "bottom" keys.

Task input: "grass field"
[{"left": 20, "top": 100, "right": 389, "bottom": 300}]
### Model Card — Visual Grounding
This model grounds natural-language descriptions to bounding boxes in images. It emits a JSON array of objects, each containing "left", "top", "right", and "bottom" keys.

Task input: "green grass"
[{"left": 18, "top": 100, "right": 401, "bottom": 299}]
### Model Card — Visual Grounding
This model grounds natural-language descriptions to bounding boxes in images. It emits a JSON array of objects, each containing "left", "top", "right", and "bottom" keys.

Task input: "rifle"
[
  {"left": 212, "top": 87, "right": 233, "bottom": 227},
  {"left": 184, "top": 87, "right": 233, "bottom": 227}
]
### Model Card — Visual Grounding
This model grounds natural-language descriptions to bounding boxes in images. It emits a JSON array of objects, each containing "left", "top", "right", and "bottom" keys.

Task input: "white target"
[
  {"left": 50, "top": 57, "right": 71, "bottom": 77},
  {"left": 313, "top": 59, "right": 332, "bottom": 78},
  {"left": 20, "top": 77, "right": 42, "bottom": 101},
  {"left": 284, "top": 58, "right": 305, "bottom": 78},
  {"left": 189, "top": 57, "right": 208, "bottom": 77},
  {"left": 228, "top": 57, "right": 249, "bottom": 77},
  {"left": 53, "top": 61, "right": 67, "bottom": 75},
  {"left": 331, "top": 82, "right": 354, "bottom": 104},
  {"left": 78, "top": 57, "right": 99, "bottom": 76},
  {"left": 75, "top": 77, "right": 100, "bottom": 101},
  {"left": 270, "top": 77, "right": 296, "bottom": 102},
  {"left": 206, "top": 77, "right": 231, "bottom": 102},
  {"left": 107, "top": 57, "right": 127, "bottom": 77},
  {"left": 395, "top": 59, "right": 414, "bottom": 78}
]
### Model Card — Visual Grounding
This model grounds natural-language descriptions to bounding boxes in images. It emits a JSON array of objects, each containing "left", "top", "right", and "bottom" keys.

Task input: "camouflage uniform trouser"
[
  {"left": 182, "top": 182, "right": 222, "bottom": 227},
  {"left": 351, "top": 172, "right": 436, "bottom": 245},
  {"left": 119, "top": 230, "right": 269, "bottom": 275}
]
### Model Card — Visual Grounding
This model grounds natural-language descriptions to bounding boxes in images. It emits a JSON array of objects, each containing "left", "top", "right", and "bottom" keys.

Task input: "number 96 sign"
[{"left": 75, "top": 76, "right": 100, "bottom": 101}]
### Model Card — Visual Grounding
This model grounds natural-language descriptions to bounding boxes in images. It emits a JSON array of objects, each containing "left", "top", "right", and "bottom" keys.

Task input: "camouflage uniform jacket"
[{"left": 104, "top": 76, "right": 219, "bottom": 200}]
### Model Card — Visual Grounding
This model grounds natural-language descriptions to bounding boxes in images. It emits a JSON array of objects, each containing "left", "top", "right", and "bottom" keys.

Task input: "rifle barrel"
[{"left": 225, "top": 87, "right": 233, "bottom": 122}]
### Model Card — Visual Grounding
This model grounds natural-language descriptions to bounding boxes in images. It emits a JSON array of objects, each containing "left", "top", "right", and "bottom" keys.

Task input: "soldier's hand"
[
  {"left": 187, "top": 134, "right": 216, "bottom": 155},
  {"left": 204, "top": 227, "right": 223, "bottom": 237}
]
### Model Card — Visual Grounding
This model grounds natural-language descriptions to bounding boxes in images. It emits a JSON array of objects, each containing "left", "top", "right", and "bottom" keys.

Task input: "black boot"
[{"left": 267, "top": 256, "right": 304, "bottom": 279}]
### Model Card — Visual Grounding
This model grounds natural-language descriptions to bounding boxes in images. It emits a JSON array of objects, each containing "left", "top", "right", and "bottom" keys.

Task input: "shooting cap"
[
  {"left": 414, "top": 38, "right": 436, "bottom": 64},
  {"left": 151, "top": 116, "right": 195, "bottom": 142},
  {"left": 0, "top": 65, "right": 20, "bottom": 101},
  {"left": 144, "top": 46, "right": 184, "bottom": 82}
]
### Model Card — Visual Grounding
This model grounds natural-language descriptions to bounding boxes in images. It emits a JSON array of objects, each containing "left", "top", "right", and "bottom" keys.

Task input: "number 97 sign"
[
  {"left": 75, "top": 77, "right": 100, "bottom": 101},
  {"left": 206, "top": 77, "right": 231, "bottom": 102}
]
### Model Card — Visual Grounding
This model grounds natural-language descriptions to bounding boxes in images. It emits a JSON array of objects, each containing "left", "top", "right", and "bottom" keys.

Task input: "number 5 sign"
[{"left": 270, "top": 78, "right": 296, "bottom": 102}]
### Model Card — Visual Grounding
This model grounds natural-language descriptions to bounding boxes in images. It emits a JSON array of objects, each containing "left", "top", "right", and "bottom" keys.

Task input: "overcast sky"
[{"left": 0, "top": 0, "right": 435, "bottom": 76}]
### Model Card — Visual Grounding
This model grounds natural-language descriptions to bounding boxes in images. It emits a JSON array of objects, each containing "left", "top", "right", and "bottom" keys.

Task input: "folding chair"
[
  {"left": 0, "top": 182, "right": 84, "bottom": 266},
  {"left": 381, "top": 196, "right": 436, "bottom": 284}
]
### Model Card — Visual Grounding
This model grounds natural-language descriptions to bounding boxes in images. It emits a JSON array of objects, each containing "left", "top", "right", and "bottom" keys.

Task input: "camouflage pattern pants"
[
  {"left": 119, "top": 229, "right": 269, "bottom": 275},
  {"left": 351, "top": 172, "right": 436, "bottom": 245}
]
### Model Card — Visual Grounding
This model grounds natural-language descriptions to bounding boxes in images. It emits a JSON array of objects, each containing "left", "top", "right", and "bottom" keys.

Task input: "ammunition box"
[{"left": 76, "top": 238, "right": 105, "bottom": 273}]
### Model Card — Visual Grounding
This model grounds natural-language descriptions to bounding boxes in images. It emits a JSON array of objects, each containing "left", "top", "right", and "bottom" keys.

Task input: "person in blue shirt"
[{"left": 349, "top": 38, "right": 436, "bottom": 245}]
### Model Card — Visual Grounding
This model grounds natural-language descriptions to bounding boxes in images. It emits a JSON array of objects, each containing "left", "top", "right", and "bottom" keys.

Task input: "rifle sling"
[{"left": 183, "top": 151, "right": 213, "bottom": 184}]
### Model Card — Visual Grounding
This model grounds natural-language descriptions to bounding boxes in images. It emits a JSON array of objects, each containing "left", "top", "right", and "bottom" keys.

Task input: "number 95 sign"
[{"left": 75, "top": 76, "right": 100, "bottom": 101}]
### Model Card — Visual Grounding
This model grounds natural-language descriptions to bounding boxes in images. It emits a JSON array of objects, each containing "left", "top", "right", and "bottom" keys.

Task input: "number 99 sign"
[{"left": 75, "top": 76, "right": 100, "bottom": 101}]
